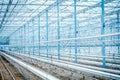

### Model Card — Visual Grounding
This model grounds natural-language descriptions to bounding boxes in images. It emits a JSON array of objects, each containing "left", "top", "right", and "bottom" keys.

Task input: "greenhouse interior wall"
[{"left": 0, "top": 0, "right": 120, "bottom": 80}]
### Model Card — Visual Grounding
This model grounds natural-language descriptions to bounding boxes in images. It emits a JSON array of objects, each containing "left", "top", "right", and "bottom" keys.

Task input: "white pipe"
[
  {"left": 1, "top": 53, "right": 59, "bottom": 80},
  {"left": 9, "top": 52, "right": 120, "bottom": 79},
  {"left": 27, "top": 54, "right": 120, "bottom": 79},
  {"left": 4, "top": 50, "right": 120, "bottom": 69}
]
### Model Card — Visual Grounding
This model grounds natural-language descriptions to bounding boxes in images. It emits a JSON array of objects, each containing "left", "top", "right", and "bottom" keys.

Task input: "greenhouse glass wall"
[{"left": 0, "top": 0, "right": 120, "bottom": 79}]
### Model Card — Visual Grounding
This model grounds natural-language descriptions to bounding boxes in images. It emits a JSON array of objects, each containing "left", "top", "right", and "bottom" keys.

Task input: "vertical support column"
[
  {"left": 101, "top": 0, "right": 106, "bottom": 68},
  {"left": 32, "top": 19, "right": 35, "bottom": 55},
  {"left": 57, "top": 0, "right": 60, "bottom": 60},
  {"left": 117, "top": 13, "right": 120, "bottom": 55},
  {"left": 46, "top": 10, "right": 48, "bottom": 58},
  {"left": 22, "top": 26, "right": 25, "bottom": 54},
  {"left": 38, "top": 15, "right": 41, "bottom": 56},
  {"left": 28, "top": 22, "right": 30, "bottom": 55},
  {"left": 24, "top": 25, "right": 26, "bottom": 54},
  {"left": 19, "top": 28, "right": 21, "bottom": 53},
  {"left": 20, "top": 27, "right": 22, "bottom": 53},
  {"left": 26, "top": 23, "right": 29, "bottom": 54},
  {"left": 74, "top": 0, "right": 77, "bottom": 63}
]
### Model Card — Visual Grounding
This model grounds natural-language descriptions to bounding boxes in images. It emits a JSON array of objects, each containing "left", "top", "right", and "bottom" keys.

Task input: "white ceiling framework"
[{"left": 0, "top": 0, "right": 119, "bottom": 43}]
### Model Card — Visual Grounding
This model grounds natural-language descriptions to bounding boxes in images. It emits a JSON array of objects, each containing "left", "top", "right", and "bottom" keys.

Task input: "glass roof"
[{"left": 0, "top": 0, "right": 120, "bottom": 42}]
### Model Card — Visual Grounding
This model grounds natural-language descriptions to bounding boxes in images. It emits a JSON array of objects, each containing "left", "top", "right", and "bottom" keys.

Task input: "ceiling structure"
[
  {"left": 0, "top": 0, "right": 119, "bottom": 44},
  {"left": 0, "top": 0, "right": 56, "bottom": 43}
]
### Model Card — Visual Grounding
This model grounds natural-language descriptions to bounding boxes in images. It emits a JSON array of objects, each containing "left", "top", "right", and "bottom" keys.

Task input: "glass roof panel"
[{"left": 0, "top": 0, "right": 119, "bottom": 42}]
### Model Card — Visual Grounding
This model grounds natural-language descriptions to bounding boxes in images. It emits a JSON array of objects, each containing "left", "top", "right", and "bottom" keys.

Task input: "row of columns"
[{"left": 14, "top": 0, "right": 119, "bottom": 68}]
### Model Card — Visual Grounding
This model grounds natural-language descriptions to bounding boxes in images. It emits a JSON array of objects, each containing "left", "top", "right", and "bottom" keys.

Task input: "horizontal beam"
[
  {"left": 35, "top": 33, "right": 120, "bottom": 43},
  {"left": 0, "top": 3, "right": 118, "bottom": 7},
  {"left": 0, "top": 44, "right": 119, "bottom": 47}
]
